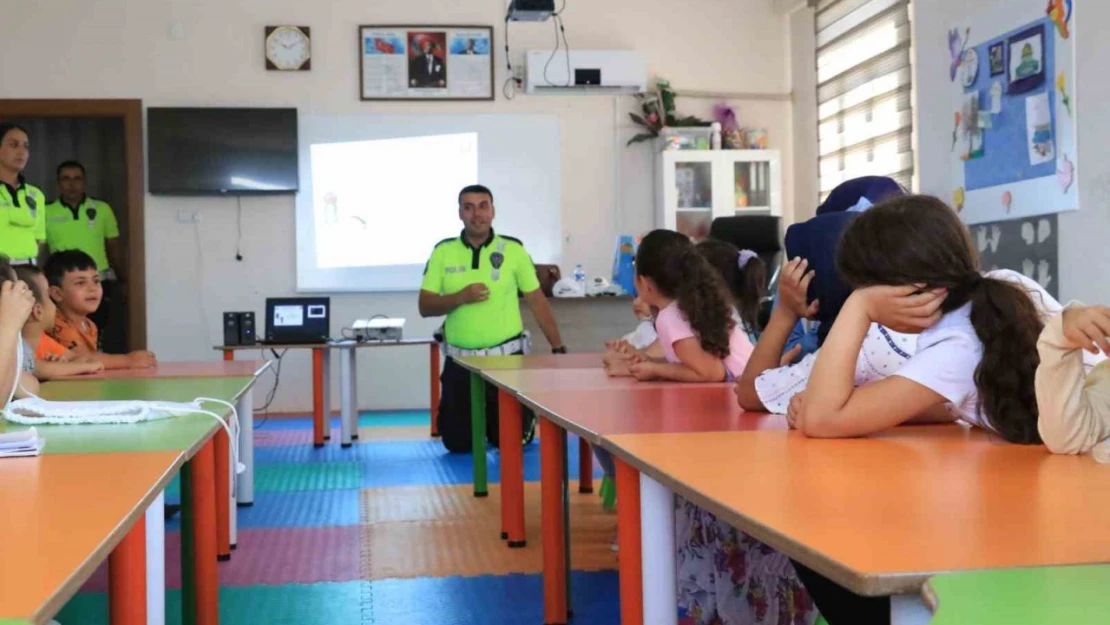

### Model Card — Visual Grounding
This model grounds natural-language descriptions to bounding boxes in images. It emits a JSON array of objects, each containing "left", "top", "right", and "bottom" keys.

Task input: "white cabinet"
[{"left": 656, "top": 149, "right": 782, "bottom": 241}]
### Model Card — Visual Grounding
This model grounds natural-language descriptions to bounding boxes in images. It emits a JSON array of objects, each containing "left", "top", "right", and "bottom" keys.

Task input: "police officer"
[
  {"left": 419, "top": 184, "right": 566, "bottom": 453},
  {"left": 45, "top": 160, "right": 127, "bottom": 353},
  {"left": 0, "top": 123, "right": 47, "bottom": 267}
]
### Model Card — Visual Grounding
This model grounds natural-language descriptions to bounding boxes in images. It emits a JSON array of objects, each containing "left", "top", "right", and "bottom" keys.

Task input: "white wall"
[
  {"left": 788, "top": 6, "right": 819, "bottom": 221},
  {"left": 913, "top": 0, "right": 1107, "bottom": 305},
  {"left": 2, "top": 0, "right": 793, "bottom": 411}
]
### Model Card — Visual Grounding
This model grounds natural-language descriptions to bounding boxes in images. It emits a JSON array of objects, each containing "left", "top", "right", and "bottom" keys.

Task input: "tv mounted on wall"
[{"left": 147, "top": 107, "right": 299, "bottom": 195}]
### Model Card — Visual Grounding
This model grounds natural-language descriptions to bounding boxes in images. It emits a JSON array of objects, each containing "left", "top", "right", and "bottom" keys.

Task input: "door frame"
[{"left": 0, "top": 99, "right": 147, "bottom": 350}]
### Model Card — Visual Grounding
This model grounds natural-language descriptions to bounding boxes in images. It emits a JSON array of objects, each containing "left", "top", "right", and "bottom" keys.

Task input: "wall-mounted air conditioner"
[{"left": 525, "top": 50, "right": 647, "bottom": 95}]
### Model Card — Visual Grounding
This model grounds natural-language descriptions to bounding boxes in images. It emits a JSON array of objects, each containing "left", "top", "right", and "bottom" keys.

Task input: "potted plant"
[{"left": 627, "top": 78, "right": 707, "bottom": 146}]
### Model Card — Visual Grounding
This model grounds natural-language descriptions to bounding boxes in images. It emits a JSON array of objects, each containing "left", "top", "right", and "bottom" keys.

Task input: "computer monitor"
[{"left": 264, "top": 297, "right": 330, "bottom": 344}]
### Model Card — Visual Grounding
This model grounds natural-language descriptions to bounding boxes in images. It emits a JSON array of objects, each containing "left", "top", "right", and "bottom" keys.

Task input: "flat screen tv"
[{"left": 147, "top": 107, "right": 299, "bottom": 195}]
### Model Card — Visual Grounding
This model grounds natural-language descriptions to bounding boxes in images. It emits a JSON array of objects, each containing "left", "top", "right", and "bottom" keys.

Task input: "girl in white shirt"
[{"left": 797, "top": 195, "right": 1047, "bottom": 443}]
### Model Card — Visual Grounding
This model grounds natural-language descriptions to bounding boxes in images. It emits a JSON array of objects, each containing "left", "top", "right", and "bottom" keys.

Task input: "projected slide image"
[
  {"left": 273, "top": 305, "right": 304, "bottom": 327},
  {"left": 310, "top": 132, "right": 479, "bottom": 270}
]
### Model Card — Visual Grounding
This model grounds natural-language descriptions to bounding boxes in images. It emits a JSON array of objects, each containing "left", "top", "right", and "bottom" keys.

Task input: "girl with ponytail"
[
  {"left": 796, "top": 194, "right": 1054, "bottom": 443},
  {"left": 623, "top": 229, "right": 756, "bottom": 382},
  {"left": 694, "top": 239, "right": 767, "bottom": 337}
]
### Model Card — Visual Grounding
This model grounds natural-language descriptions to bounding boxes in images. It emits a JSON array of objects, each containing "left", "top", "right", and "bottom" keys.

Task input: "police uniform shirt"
[
  {"left": 421, "top": 230, "right": 541, "bottom": 350},
  {"left": 0, "top": 176, "right": 46, "bottom": 260},
  {"left": 45, "top": 196, "right": 120, "bottom": 271}
]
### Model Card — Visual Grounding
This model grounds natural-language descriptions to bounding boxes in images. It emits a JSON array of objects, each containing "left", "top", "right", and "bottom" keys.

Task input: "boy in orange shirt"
[
  {"left": 44, "top": 250, "right": 156, "bottom": 370},
  {"left": 14, "top": 266, "right": 103, "bottom": 380}
]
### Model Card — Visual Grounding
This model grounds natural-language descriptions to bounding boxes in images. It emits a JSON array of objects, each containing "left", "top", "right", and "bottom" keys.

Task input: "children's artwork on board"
[
  {"left": 1009, "top": 24, "right": 1046, "bottom": 94},
  {"left": 960, "top": 48, "right": 980, "bottom": 87},
  {"left": 1046, "top": 0, "right": 1073, "bottom": 38},
  {"left": 948, "top": 27, "right": 970, "bottom": 82},
  {"left": 946, "top": 1, "right": 1077, "bottom": 226},
  {"left": 1026, "top": 92, "right": 1055, "bottom": 165},
  {"left": 989, "top": 42, "right": 1006, "bottom": 76},
  {"left": 974, "top": 214, "right": 1058, "bottom": 299}
]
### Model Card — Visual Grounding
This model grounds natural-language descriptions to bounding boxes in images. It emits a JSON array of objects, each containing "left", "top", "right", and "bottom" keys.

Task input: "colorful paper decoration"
[
  {"left": 949, "top": 28, "right": 970, "bottom": 82},
  {"left": 954, "top": 186, "right": 966, "bottom": 211},
  {"left": 1057, "top": 73, "right": 1073, "bottom": 116},
  {"left": 1003, "top": 190, "right": 1013, "bottom": 212},
  {"left": 1046, "top": 0, "right": 1073, "bottom": 39},
  {"left": 1058, "top": 153, "right": 1075, "bottom": 192}
]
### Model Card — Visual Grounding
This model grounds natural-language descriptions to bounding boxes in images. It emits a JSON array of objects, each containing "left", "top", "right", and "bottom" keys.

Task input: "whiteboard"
[{"left": 294, "top": 114, "right": 561, "bottom": 292}]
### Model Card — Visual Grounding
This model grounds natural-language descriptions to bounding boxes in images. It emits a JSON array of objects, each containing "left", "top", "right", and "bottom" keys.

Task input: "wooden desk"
[
  {"left": 218, "top": 338, "right": 439, "bottom": 445},
  {"left": 451, "top": 353, "right": 604, "bottom": 501},
  {"left": 8, "top": 376, "right": 256, "bottom": 625},
  {"left": 0, "top": 451, "right": 183, "bottom": 625},
  {"left": 924, "top": 565, "right": 1110, "bottom": 624},
  {"left": 519, "top": 387, "right": 781, "bottom": 625},
  {"left": 59, "top": 360, "right": 269, "bottom": 381},
  {"left": 602, "top": 427, "right": 1110, "bottom": 624}
]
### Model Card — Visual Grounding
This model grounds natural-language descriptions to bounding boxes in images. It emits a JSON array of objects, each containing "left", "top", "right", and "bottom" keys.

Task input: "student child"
[
  {"left": 0, "top": 257, "right": 37, "bottom": 402},
  {"left": 606, "top": 233, "right": 761, "bottom": 382},
  {"left": 1035, "top": 304, "right": 1110, "bottom": 454},
  {"left": 44, "top": 250, "right": 156, "bottom": 370},
  {"left": 14, "top": 266, "right": 104, "bottom": 381},
  {"left": 795, "top": 194, "right": 1054, "bottom": 443}
]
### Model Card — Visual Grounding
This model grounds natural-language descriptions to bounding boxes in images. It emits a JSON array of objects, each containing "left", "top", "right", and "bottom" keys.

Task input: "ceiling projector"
[{"left": 508, "top": 0, "right": 556, "bottom": 22}]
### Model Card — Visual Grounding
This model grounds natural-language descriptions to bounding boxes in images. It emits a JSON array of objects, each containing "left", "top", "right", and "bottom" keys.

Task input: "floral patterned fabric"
[{"left": 677, "top": 497, "right": 819, "bottom": 625}]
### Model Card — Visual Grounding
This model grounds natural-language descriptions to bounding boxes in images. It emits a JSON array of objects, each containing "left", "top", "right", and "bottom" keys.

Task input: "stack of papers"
[{"left": 0, "top": 427, "right": 45, "bottom": 457}]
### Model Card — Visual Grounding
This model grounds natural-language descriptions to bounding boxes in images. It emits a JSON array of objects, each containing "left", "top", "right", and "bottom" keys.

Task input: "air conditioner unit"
[{"left": 525, "top": 50, "right": 647, "bottom": 95}]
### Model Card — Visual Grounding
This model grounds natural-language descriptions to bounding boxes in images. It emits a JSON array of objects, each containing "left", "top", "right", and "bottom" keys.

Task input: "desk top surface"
[
  {"left": 0, "top": 376, "right": 254, "bottom": 456},
  {"left": 924, "top": 564, "right": 1110, "bottom": 624},
  {"left": 59, "top": 360, "right": 269, "bottom": 381},
  {"left": 0, "top": 450, "right": 183, "bottom": 624},
  {"left": 519, "top": 385, "right": 784, "bottom": 444},
  {"left": 454, "top": 353, "right": 603, "bottom": 372},
  {"left": 603, "top": 427, "right": 1110, "bottom": 596}
]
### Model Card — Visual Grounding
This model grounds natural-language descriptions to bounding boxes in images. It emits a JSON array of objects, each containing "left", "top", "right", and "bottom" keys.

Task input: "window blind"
[{"left": 816, "top": 0, "right": 914, "bottom": 198}]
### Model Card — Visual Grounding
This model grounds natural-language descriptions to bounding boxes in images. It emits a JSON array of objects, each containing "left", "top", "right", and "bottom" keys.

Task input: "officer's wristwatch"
[{"left": 551, "top": 346, "right": 567, "bottom": 354}]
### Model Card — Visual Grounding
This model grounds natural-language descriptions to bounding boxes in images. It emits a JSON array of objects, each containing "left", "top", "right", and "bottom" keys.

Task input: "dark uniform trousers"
[{"left": 437, "top": 348, "right": 535, "bottom": 454}]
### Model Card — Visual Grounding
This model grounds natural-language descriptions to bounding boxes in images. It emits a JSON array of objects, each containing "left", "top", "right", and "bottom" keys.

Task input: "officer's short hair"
[
  {"left": 57, "top": 160, "right": 86, "bottom": 178},
  {"left": 44, "top": 250, "right": 97, "bottom": 288},
  {"left": 458, "top": 185, "right": 493, "bottom": 205},
  {"left": 0, "top": 122, "right": 27, "bottom": 145}
]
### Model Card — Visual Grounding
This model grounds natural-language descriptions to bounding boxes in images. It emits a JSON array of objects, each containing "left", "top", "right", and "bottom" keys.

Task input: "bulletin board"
[
  {"left": 948, "top": 0, "right": 1077, "bottom": 226},
  {"left": 972, "top": 214, "right": 1059, "bottom": 299}
]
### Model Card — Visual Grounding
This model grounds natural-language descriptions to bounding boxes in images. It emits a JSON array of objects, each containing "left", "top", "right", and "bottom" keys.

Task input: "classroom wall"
[
  {"left": 914, "top": 0, "right": 1108, "bottom": 305},
  {"left": 1, "top": 0, "right": 794, "bottom": 412}
]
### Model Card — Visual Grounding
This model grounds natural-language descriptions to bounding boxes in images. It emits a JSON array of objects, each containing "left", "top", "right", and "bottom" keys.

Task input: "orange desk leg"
[
  {"left": 189, "top": 438, "right": 220, "bottom": 625},
  {"left": 215, "top": 427, "right": 231, "bottom": 561},
  {"left": 222, "top": 349, "right": 233, "bottom": 362},
  {"left": 109, "top": 517, "right": 147, "bottom": 625},
  {"left": 498, "top": 389, "right": 526, "bottom": 547},
  {"left": 540, "top": 417, "right": 568, "bottom": 625},
  {"left": 615, "top": 457, "right": 643, "bottom": 625},
  {"left": 312, "top": 348, "right": 325, "bottom": 448},
  {"left": 578, "top": 438, "right": 593, "bottom": 494},
  {"left": 430, "top": 343, "right": 441, "bottom": 438}
]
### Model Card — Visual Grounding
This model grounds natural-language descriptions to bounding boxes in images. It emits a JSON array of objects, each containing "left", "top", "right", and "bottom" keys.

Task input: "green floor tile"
[
  {"left": 254, "top": 462, "right": 363, "bottom": 493},
  {"left": 55, "top": 582, "right": 369, "bottom": 625}
]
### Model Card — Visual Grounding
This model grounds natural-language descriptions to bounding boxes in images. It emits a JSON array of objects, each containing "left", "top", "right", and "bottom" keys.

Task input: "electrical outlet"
[{"left": 177, "top": 211, "right": 200, "bottom": 224}]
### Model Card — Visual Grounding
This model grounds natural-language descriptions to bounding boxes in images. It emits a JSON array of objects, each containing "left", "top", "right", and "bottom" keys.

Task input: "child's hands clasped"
[
  {"left": 856, "top": 285, "right": 946, "bottom": 333},
  {"left": 1061, "top": 305, "right": 1110, "bottom": 354},
  {"left": 0, "top": 280, "right": 35, "bottom": 333},
  {"left": 778, "top": 257, "right": 819, "bottom": 321}
]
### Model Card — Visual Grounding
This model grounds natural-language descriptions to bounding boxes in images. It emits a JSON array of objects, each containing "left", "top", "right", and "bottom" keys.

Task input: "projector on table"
[{"left": 352, "top": 318, "right": 405, "bottom": 341}]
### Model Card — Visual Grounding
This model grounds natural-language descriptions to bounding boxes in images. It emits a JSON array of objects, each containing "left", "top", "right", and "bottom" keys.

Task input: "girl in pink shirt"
[{"left": 614, "top": 230, "right": 758, "bottom": 382}]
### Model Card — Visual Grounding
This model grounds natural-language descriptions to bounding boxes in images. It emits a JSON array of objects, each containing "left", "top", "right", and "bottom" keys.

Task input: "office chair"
[{"left": 708, "top": 215, "right": 782, "bottom": 329}]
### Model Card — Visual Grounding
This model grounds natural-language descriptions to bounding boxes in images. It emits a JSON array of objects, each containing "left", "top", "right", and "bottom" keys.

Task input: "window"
[{"left": 816, "top": 0, "right": 913, "bottom": 198}]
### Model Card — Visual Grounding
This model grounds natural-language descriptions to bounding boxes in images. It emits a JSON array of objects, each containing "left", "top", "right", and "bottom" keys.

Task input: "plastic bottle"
[
  {"left": 710, "top": 122, "right": 722, "bottom": 150},
  {"left": 573, "top": 264, "right": 587, "bottom": 295}
]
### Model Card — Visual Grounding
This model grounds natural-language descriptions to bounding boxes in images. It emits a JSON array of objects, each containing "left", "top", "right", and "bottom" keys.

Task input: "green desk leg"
[
  {"left": 926, "top": 565, "right": 1110, "bottom": 624},
  {"left": 471, "top": 372, "right": 488, "bottom": 497},
  {"left": 180, "top": 466, "right": 196, "bottom": 625}
]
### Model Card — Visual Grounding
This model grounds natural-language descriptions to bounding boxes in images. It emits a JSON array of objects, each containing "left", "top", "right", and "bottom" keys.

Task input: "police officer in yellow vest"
[
  {"left": 0, "top": 123, "right": 47, "bottom": 267},
  {"left": 419, "top": 184, "right": 566, "bottom": 453},
  {"left": 45, "top": 160, "right": 127, "bottom": 353}
]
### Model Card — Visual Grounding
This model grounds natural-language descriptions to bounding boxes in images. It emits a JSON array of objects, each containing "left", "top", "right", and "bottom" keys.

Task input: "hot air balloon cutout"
[
  {"left": 1047, "top": 0, "right": 1073, "bottom": 39},
  {"left": 953, "top": 187, "right": 966, "bottom": 212},
  {"left": 1002, "top": 190, "right": 1013, "bottom": 213},
  {"left": 1058, "top": 153, "right": 1075, "bottom": 193},
  {"left": 951, "top": 111, "right": 962, "bottom": 152}
]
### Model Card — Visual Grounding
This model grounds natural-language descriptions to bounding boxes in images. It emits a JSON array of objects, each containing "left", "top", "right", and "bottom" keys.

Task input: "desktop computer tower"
[{"left": 223, "top": 312, "right": 257, "bottom": 346}]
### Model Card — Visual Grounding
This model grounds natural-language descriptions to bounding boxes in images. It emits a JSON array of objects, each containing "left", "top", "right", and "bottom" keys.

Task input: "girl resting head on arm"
[{"left": 797, "top": 195, "right": 1044, "bottom": 443}]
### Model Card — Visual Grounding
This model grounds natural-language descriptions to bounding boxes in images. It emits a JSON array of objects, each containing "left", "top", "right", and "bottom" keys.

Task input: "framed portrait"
[
  {"left": 359, "top": 25, "right": 494, "bottom": 101},
  {"left": 1007, "top": 24, "right": 1045, "bottom": 95},
  {"left": 988, "top": 41, "right": 1006, "bottom": 76}
]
